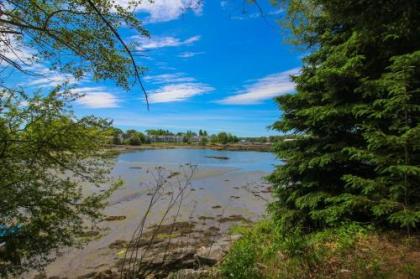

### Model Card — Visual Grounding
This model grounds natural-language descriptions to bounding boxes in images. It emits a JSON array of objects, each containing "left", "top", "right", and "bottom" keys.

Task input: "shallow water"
[
  {"left": 114, "top": 148, "right": 278, "bottom": 173},
  {"left": 36, "top": 148, "right": 280, "bottom": 278}
]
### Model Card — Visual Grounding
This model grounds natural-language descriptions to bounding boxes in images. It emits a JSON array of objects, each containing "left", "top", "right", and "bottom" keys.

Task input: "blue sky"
[{"left": 9, "top": 1, "right": 303, "bottom": 137}]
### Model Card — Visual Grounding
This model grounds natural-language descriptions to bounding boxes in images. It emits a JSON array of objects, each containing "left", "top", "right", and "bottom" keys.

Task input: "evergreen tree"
[{"left": 269, "top": 0, "right": 420, "bottom": 232}]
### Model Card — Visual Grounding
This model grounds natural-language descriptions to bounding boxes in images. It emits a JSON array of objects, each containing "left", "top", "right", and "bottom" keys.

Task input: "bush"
[{"left": 220, "top": 220, "right": 420, "bottom": 279}]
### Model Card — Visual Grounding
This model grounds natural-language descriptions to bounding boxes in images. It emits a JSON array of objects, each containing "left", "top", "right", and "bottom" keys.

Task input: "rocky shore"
[
  {"left": 38, "top": 221, "right": 243, "bottom": 279},
  {"left": 106, "top": 143, "right": 272, "bottom": 153},
  {"left": 31, "top": 157, "right": 273, "bottom": 279}
]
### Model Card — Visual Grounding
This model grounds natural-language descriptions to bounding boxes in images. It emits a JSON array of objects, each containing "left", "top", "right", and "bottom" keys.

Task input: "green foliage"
[
  {"left": 199, "top": 136, "right": 208, "bottom": 145},
  {"left": 215, "top": 132, "right": 239, "bottom": 144},
  {"left": 182, "top": 130, "right": 197, "bottom": 144},
  {"left": 145, "top": 129, "right": 174, "bottom": 136},
  {"left": 199, "top": 129, "right": 208, "bottom": 136},
  {"left": 210, "top": 134, "right": 218, "bottom": 144},
  {"left": 0, "top": 88, "right": 120, "bottom": 276},
  {"left": 220, "top": 235, "right": 259, "bottom": 279},
  {"left": 221, "top": 220, "right": 420, "bottom": 279},
  {"left": 1, "top": 0, "right": 147, "bottom": 276},
  {"left": 0, "top": 0, "right": 148, "bottom": 90},
  {"left": 269, "top": 0, "right": 420, "bottom": 232},
  {"left": 123, "top": 129, "right": 145, "bottom": 145},
  {"left": 110, "top": 127, "right": 124, "bottom": 145}
]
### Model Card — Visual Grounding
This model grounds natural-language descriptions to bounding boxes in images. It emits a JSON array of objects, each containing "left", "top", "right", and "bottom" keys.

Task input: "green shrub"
[{"left": 220, "top": 220, "right": 420, "bottom": 279}]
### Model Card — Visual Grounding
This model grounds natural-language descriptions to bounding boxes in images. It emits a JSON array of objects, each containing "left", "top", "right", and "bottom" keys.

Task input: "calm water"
[
  {"left": 115, "top": 148, "right": 279, "bottom": 173},
  {"left": 41, "top": 148, "right": 279, "bottom": 277}
]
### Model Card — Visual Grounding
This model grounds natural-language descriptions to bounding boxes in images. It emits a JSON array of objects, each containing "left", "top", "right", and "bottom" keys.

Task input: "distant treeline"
[
  {"left": 109, "top": 128, "right": 292, "bottom": 146},
  {"left": 109, "top": 128, "right": 240, "bottom": 145}
]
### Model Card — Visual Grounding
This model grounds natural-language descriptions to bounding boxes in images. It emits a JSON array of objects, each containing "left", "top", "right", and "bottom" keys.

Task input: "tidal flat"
[{"left": 35, "top": 149, "right": 278, "bottom": 278}]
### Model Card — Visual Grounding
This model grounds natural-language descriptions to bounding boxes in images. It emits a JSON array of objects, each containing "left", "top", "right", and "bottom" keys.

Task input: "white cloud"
[
  {"left": 135, "top": 35, "right": 200, "bottom": 50},
  {"left": 0, "top": 34, "right": 35, "bottom": 67},
  {"left": 148, "top": 83, "right": 213, "bottom": 103},
  {"left": 177, "top": 51, "right": 204, "bottom": 58},
  {"left": 144, "top": 73, "right": 195, "bottom": 84},
  {"left": 75, "top": 87, "right": 119, "bottom": 108},
  {"left": 23, "top": 64, "right": 77, "bottom": 87},
  {"left": 114, "top": 0, "right": 203, "bottom": 23},
  {"left": 230, "top": 9, "right": 284, "bottom": 20},
  {"left": 218, "top": 68, "right": 299, "bottom": 105}
]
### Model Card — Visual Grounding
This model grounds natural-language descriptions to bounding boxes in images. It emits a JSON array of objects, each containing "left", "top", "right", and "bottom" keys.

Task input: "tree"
[
  {"left": 0, "top": 88, "right": 121, "bottom": 275},
  {"left": 228, "top": 133, "right": 239, "bottom": 143},
  {"left": 199, "top": 129, "right": 208, "bottom": 137},
  {"left": 124, "top": 129, "right": 145, "bottom": 146},
  {"left": 145, "top": 129, "right": 173, "bottom": 136},
  {"left": 110, "top": 127, "right": 124, "bottom": 145},
  {"left": 0, "top": 0, "right": 149, "bottom": 100},
  {"left": 210, "top": 134, "right": 218, "bottom": 144},
  {"left": 181, "top": 130, "right": 195, "bottom": 144},
  {"left": 200, "top": 137, "right": 208, "bottom": 146},
  {"left": 217, "top": 132, "right": 229, "bottom": 144},
  {"left": 0, "top": 0, "right": 148, "bottom": 275},
  {"left": 269, "top": 0, "right": 420, "bottom": 232}
]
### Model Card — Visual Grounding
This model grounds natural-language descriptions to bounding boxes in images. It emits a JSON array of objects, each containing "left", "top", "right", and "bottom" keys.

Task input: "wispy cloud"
[
  {"left": 23, "top": 64, "right": 77, "bottom": 87},
  {"left": 218, "top": 68, "right": 299, "bottom": 105},
  {"left": 177, "top": 51, "right": 204, "bottom": 58},
  {"left": 0, "top": 34, "right": 35, "bottom": 67},
  {"left": 144, "top": 73, "right": 195, "bottom": 84},
  {"left": 148, "top": 83, "right": 213, "bottom": 103},
  {"left": 220, "top": 1, "right": 228, "bottom": 9},
  {"left": 230, "top": 9, "right": 284, "bottom": 20},
  {"left": 74, "top": 87, "right": 119, "bottom": 108},
  {"left": 134, "top": 35, "right": 200, "bottom": 50},
  {"left": 115, "top": 0, "right": 203, "bottom": 23}
]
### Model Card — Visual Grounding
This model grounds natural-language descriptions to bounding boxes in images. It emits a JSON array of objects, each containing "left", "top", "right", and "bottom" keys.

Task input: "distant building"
[{"left": 146, "top": 135, "right": 206, "bottom": 143}]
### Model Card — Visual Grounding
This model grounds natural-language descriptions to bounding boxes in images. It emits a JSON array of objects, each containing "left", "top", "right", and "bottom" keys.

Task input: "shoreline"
[
  {"left": 106, "top": 143, "right": 273, "bottom": 153},
  {"left": 36, "top": 162, "right": 272, "bottom": 278}
]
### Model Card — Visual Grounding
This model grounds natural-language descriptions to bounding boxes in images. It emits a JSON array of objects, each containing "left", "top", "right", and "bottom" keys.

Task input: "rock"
[
  {"left": 108, "top": 239, "right": 127, "bottom": 249},
  {"left": 198, "top": 216, "right": 215, "bottom": 221},
  {"left": 77, "top": 272, "right": 97, "bottom": 279},
  {"left": 205, "top": 156, "right": 229, "bottom": 160},
  {"left": 217, "top": 214, "right": 251, "bottom": 223},
  {"left": 143, "top": 247, "right": 197, "bottom": 268},
  {"left": 166, "top": 268, "right": 210, "bottom": 279},
  {"left": 196, "top": 245, "right": 225, "bottom": 265},
  {"left": 230, "top": 234, "right": 242, "bottom": 241}
]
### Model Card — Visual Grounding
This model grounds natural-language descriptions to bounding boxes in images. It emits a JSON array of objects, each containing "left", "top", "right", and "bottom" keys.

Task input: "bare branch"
[{"left": 84, "top": 0, "right": 149, "bottom": 109}]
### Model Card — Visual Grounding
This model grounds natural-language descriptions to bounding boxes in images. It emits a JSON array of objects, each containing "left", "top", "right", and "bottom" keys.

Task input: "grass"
[{"left": 220, "top": 220, "right": 420, "bottom": 279}]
